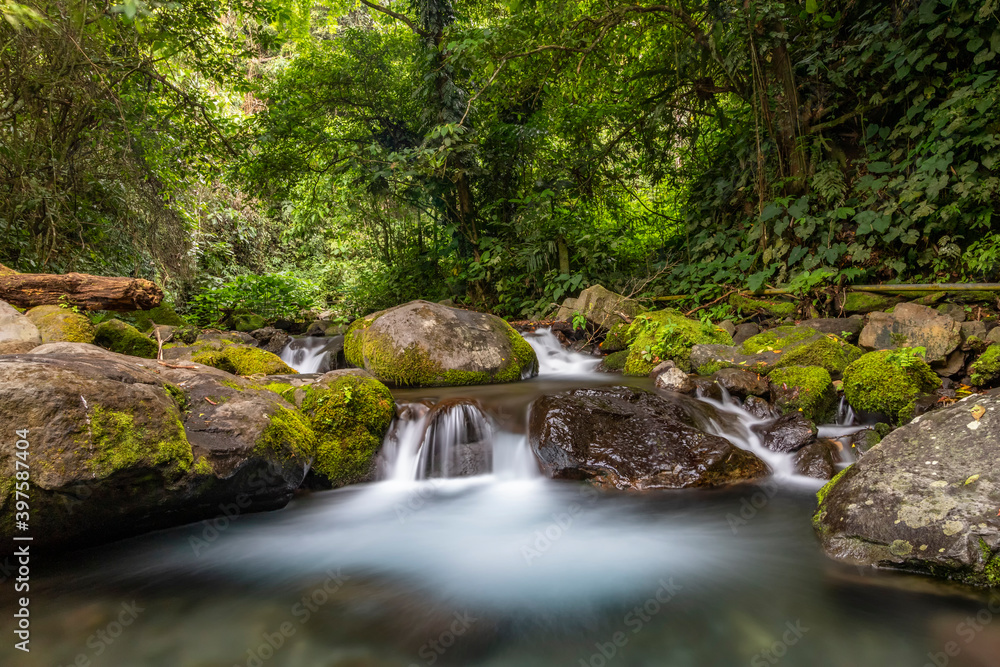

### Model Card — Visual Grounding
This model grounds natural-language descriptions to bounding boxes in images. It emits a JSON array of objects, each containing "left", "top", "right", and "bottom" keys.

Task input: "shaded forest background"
[{"left": 2, "top": 0, "right": 999, "bottom": 324}]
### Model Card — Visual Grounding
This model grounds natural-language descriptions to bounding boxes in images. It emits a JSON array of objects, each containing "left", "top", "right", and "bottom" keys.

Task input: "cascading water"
[
  {"left": 523, "top": 327, "right": 602, "bottom": 375},
  {"left": 279, "top": 335, "right": 342, "bottom": 373}
]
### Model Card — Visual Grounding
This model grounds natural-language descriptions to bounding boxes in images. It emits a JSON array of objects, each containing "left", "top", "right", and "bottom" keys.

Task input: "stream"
[{"left": 3, "top": 332, "right": 998, "bottom": 666}]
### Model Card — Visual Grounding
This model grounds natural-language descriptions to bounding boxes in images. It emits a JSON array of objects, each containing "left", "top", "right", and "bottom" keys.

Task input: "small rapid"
[{"left": 279, "top": 335, "right": 342, "bottom": 374}]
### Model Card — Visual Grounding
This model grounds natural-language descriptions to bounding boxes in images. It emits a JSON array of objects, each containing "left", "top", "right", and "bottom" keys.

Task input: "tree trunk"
[{"left": 0, "top": 267, "right": 163, "bottom": 311}]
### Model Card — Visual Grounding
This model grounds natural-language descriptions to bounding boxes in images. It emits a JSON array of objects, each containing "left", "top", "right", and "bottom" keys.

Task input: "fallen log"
[{"left": 0, "top": 264, "right": 163, "bottom": 311}]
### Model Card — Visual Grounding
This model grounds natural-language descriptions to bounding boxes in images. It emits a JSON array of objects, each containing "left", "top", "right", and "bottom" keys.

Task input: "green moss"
[
  {"left": 164, "top": 383, "right": 188, "bottom": 411},
  {"left": 729, "top": 294, "right": 796, "bottom": 318},
  {"left": 600, "top": 321, "right": 636, "bottom": 352},
  {"left": 263, "top": 381, "right": 298, "bottom": 402},
  {"left": 842, "top": 350, "right": 942, "bottom": 424},
  {"left": 773, "top": 335, "right": 863, "bottom": 376},
  {"left": 220, "top": 379, "right": 244, "bottom": 392},
  {"left": 192, "top": 456, "right": 214, "bottom": 475},
  {"left": 94, "top": 319, "right": 158, "bottom": 358},
  {"left": 816, "top": 465, "right": 851, "bottom": 507},
  {"left": 696, "top": 360, "right": 726, "bottom": 376},
  {"left": 88, "top": 405, "right": 193, "bottom": 476},
  {"left": 841, "top": 292, "right": 898, "bottom": 313},
  {"left": 254, "top": 407, "right": 316, "bottom": 461},
  {"left": 601, "top": 349, "right": 629, "bottom": 371},
  {"left": 970, "top": 345, "right": 1000, "bottom": 387},
  {"left": 233, "top": 311, "right": 266, "bottom": 332},
  {"left": 127, "top": 303, "right": 189, "bottom": 332},
  {"left": 768, "top": 365, "right": 835, "bottom": 421},
  {"left": 298, "top": 376, "right": 395, "bottom": 484},
  {"left": 623, "top": 310, "right": 733, "bottom": 375},
  {"left": 345, "top": 316, "right": 535, "bottom": 387},
  {"left": 192, "top": 345, "right": 295, "bottom": 376},
  {"left": 979, "top": 539, "right": 1000, "bottom": 586},
  {"left": 27, "top": 305, "right": 96, "bottom": 344},
  {"left": 741, "top": 326, "right": 819, "bottom": 355}
]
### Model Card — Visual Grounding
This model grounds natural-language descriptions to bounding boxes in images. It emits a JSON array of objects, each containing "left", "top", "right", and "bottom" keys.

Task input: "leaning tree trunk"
[{"left": 0, "top": 264, "right": 163, "bottom": 311}]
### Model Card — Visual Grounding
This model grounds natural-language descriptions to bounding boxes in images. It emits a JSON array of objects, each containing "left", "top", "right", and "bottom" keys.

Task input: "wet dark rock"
[
  {"left": 250, "top": 327, "right": 292, "bottom": 355},
  {"left": 743, "top": 395, "right": 775, "bottom": 420},
  {"left": 794, "top": 440, "right": 839, "bottom": 480},
  {"left": 732, "top": 323, "right": 760, "bottom": 346},
  {"left": 712, "top": 368, "right": 769, "bottom": 399},
  {"left": 528, "top": 386, "right": 770, "bottom": 490},
  {"left": 753, "top": 412, "right": 816, "bottom": 453},
  {"left": 814, "top": 394, "right": 1000, "bottom": 586}
]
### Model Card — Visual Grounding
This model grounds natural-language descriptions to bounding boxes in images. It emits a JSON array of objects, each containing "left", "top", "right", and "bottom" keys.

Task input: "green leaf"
[{"left": 806, "top": 0, "right": 818, "bottom": 13}]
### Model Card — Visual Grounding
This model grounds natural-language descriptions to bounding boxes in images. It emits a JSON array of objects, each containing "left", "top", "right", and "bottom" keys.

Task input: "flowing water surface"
[{"left": 3, "top": 332, "right": 999, "bottom": 667}]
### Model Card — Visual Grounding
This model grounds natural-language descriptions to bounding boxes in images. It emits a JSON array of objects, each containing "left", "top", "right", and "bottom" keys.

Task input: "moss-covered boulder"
[
  {"left": 292, "top": 370, "right": 395, "bottom": 487},
  {"left": 741, "top": 325, "right": 822, "bottom": 355},
  {"left": 729, "top": 294, "right": 796, "bottom": 318},
  {"left": 123, "top": 302, "right": 190, "bottom": 333},
  {"left": 842, "top": 350, "right": 942, "bottom": 424},
  {"left": 94, "top": 319, "right": 158, "bottom": 358},
  {"left": 622, "top": 310, "right": 733, "bottom": 375},
  {"left": 599, "top": 321, "right": 635, "bottom": 352},
  {"left": 25, "top": 304, "right": 96, "bottom": 344},
  {"left": 970, "top": 345, "right": 1000, "bottom": 387},
  {"left": 163, "top": 338, "right": 295, "bottom": 376},
  {"left": 813, "top": 394, "right": 1000, "bottom": 587},
  {"left": 768, "top": 366, "right": 836, "bottom": 422},
  {"left": 233, "top": 311, "right": 266, "bottom": 332},
  {"left": 0, "top": 344, "right": 311, "bottom": 550},
  {"left": 598, "top": 349, "right": 628, "bottom": 372},
  {"left": 772, "top": 335, "right": 863, "bottom": 377},
  {"left": 837, "top": 292, "right": 900, "bottom": 314},
  {"left": 0, "top": 299, "right": 41, "bottom": 354},
  {"left": 344, "top": 300, "right": 537, "bottom": 387}
]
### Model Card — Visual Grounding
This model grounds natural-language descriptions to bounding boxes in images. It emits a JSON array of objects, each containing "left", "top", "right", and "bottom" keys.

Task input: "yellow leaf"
[
  {"left": 965, "top": 474, "right": 980, "bottom": 485},
  {"left": 971, "top": 405, "right": 986, "bottom": 421}
]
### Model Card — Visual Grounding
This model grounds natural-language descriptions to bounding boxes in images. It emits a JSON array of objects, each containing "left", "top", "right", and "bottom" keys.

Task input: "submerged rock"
[
  {"left": 344, "top": 300, "right": 537, "bottom": 387},
  {"left": 528, "top": 386, "right": 770, "bottom": 490},
  {"left": 0, "top": 299, "right": 41, "bottom": 354},
  {"left": 813, "top": 394, "right": 1000, "bottom": 587}
]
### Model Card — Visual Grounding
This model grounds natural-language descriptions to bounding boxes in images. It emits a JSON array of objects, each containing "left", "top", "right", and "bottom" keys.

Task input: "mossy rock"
[
  {"left": 970, "top": 345, "right": 1000, "bottom": 387},
  {"left": 294, "top": 374, "right": 395, "bottom": 486},
  {"left": 233, "top": 311, "right": 266, "bottom": 332},
  {"left": 741, "top": 325, "right": 821, "bottom": 355},
  {"left": 729, "top": 294, "right": 796, "bottom": 318},
  {"left": 842, "top": 350, "right": 941, "bottom": 424},
  {"left": 768, "top": 366, "right": 836, "bottom": 422},
  {"left": 25, "top": 305, "right": 96, "bottom": 344},
  {"left": 838, "top": 292, "right": 900, "bottom": 314},
  {"left": 600, "top": 321, "right": 635, "bottom": 352},
  {"left": 772, "top": 335, "right": 863, "bottom": 377},
  {"left": 94, "top": 319, "right": 158, "bottom": 359},
  {"left": 599, "top": 349, "right": 629, "bottom": 372},
  {"left": 344, "top": 300, "right": 537, "bottom": 387},
  {"left": 191, "top": 343, "right": 295, "bottom": 376},
  {"left": 126, "top": 303, "right": 190, "bottom": 333},
  {"left": 622, "top": 310, "right": 733, "bottom": 376}
]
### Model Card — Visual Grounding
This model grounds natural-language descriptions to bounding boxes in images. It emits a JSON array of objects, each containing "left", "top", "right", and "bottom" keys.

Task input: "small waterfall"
[
  {"left": 380, "top": 399, "right": 538, "bottom": 482},
  {"left": 835, "top": 396, "right": 855, "bottom": 426},
  {"left": 279, "top": 336, "right": 342, "bottom": 374},
  {"left": 524, "top": 328, "right": 601, "bottom": 376}
]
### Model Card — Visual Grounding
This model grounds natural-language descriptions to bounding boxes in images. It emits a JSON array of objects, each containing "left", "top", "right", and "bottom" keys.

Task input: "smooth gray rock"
[
  {"left": 654, "top": 366, "right": 694, "bottom": 394},
  {"left": 798, "top": 317, "right": 864, "bottom": 338},
  {"left": 732, "top": 323, "right": 760, "bottom": 346},
  {"left": 0, "top": 299, "right": 41, "bottom": 354},
  {"left": 555, "top": 285, "right": 641, "bottom": 330},
  {"left": 814, "top": 394, "right": 1000, "bottom": 586},
  {"left": 961, "top": 320, "right": 987, "bottom": 342}
]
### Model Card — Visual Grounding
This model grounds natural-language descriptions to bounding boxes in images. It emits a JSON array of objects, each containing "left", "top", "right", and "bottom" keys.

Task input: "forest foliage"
[{"left": 2, "top": 0, "right": 999, "bottom": 321}]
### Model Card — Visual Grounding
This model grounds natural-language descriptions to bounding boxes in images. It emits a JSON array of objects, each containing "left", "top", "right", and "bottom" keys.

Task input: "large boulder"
[
  {"left": 842, "top": 350, "right": 942, "bottom": 424},
  {"left": 528, "top": 386, "right": 770, "bottom": 490},
  {"left": 0, "top": 344, "right": 312, "bottom": 550},
  {"left": 25, "top": 304, "right": 95, "bottom": 344},
  {"left": 0, "top": 300, "right": 41, "bottom": 354},
  {"left": 555, "top": 284, "right": 642, "bottom": 330},
  {"left": 94, "top": 318, "right": 158, "bottom": 358},
  {"left": 858, "top": 302, "right": 962, "bottom": 364},
  {"left": 344, "top": 300, "right": 537, "bottom": 387},
  {"left": 622, "top": 310, "right": 733, "bottom": 375},
  {"left": 813, "top": 394, "right": 1000, "bottom": 587}
]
